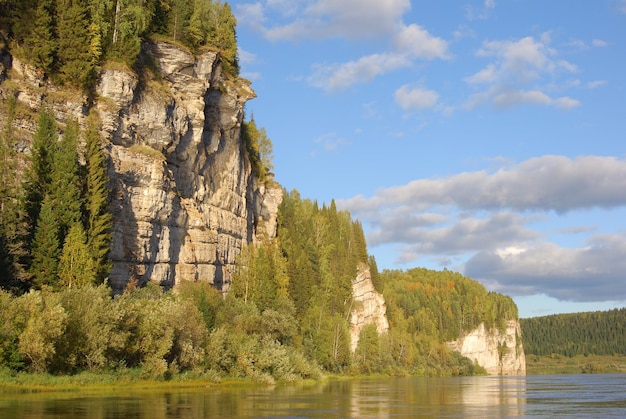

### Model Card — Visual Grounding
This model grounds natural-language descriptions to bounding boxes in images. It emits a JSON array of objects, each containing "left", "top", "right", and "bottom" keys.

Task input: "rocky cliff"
[
  {"left": 1, "top": 40, "right": 281, "bottom": 292},
  {"left": 349, "top": 266, "right": 390, "bottom": 351},
  {"left": 447, "top": 320, "right": 526, "bottom": 375}
]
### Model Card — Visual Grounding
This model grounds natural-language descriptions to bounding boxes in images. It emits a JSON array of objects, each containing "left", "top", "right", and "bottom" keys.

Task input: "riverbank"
[
  {"left": 526, "top": 354, "right": 626, "bottom": 374},
  {"left": 0, "top": 368, "right": 247, "bottom": 394}
]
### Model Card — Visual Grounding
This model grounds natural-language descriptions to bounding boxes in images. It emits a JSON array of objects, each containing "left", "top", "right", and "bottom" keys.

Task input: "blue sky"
[{"left": 232, "top": 0, "right": 626, "bottom": 318}]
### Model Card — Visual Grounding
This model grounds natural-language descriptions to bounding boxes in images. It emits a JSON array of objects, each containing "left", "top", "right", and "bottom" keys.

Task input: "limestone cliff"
[
  {"left": 349, "top": 266, "right": 390, "bottom": 352},
  {"left": 1, "top": 40, "right": 281, "bottom": 292},
  {"left": 447, "top": 320, "right": 526, "bottom": 375}
]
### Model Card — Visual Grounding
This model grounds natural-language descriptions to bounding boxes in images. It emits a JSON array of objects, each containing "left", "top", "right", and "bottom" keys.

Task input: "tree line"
[
  {"left": 375, "top": 268, "right": 518, "bottom": 375},
  {"left": 0, "top": 102, "right": 111, "bottom": 294},
  {"left": 0, "top": 0, "right": 239, "bottom": 91},
  {"left": 520, "top": 308, "right": 626, "bottom": 357}
]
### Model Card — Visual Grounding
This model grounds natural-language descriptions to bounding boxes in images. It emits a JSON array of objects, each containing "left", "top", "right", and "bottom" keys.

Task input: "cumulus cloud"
[
  {"left": 308, "top": 53, "right": 412, "bottom": 92},
  {"left": 307, "top": 24, "right": 449, "bottom": 92},
  {"left": 338, "top": 155, "right": 626, "bottom": 302},
  {"left": 237, "top": 1, "right": 448, "bottom": 92},
  {"left": 236, "top": 0, "right": 410, "bottom": 41},
  {"left": 465, "top": 35, "right": 580, "bottom": 109},
  {"left": 395, "top": 85, "right": 439, "bottom": 110},
  {"left": 341, "top": 155, "right": 626, "bottom": 214},
  {"left": 465, "top": 234, "right": 626, "bottom": 302}
]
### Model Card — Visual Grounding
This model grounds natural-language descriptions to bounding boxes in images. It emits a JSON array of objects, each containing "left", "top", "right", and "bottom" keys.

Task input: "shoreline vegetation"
[
  {"left": 526, "top": 354, "right": 626, "bottom": 375},
  {"left": 3, "top": 358, "right": 626, "bottom": 395}
]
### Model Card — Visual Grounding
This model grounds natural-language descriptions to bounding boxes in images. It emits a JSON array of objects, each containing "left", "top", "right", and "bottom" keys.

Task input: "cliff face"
[
  {"left": 447, "top": 320, "right": 526, "bottom": 376},
  {"left": 2, "top": 41, "right": 281, "bottom": 292},
  {"left": 349, "top": 266, "right": 390, "bottom": 352}
]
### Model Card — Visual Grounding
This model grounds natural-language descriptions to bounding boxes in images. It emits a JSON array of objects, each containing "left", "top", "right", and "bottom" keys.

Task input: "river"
[{"left": 1, "top": 374, "right": 625, "bottom": 418}]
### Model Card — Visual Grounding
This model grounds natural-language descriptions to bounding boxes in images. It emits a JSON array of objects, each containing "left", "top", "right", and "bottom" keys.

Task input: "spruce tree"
[
  {"left": 24, "top": 0, "right": 57, "bottom": 75},
  {"left": 58, "top": 223, "right": 94, "bottom": 288},
  {"left": 49, "top": 118, "right": 83, "bottom": 241},
  {"left": 56, "top": 0, "right": 93, "bottom": 89},
  {"left": 23, "top": 108, "right": 57, "bottom": 242},
  {"left": 30, "top": 195, "right": 61, "bottom": 289},
  {"left": 84, "top": 113, "right": 112, "bottom": 283}
]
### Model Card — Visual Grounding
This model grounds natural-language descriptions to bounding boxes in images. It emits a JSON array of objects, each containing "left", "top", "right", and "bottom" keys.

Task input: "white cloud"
[
  {"left": 237, "top": 0, "right": 411, "bottom": 41},
  {"left": 587, "top": 80, "right": 607, "bottom": 89},
  {"left": 341, "top": 155, "right": 626, "bottom": 214},
  {"left": 395, "top": 85, "right": 439, "bottom": 110},
  {"left": 393, "top": 24, "right": 450, "bottom": 60},
  {"left": 465, "top": 35, "right": 580, "bottom": 109},
  {"left": 339, "top": 155, "right": 626, "bottom": 302},
  {"left": 308, "top": 53, "right": 412, "bottom": 92},
  {"left": 465, "top": 234, "right": 626, "bottom": 302},
  {"left": 592, "top": 38, "right": 608, "bottom": 47}
]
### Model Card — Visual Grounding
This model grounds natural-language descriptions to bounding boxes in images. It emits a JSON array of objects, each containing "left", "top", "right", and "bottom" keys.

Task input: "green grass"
[{"left": 526, "top": 353, "right": 626, "bottom": 375}]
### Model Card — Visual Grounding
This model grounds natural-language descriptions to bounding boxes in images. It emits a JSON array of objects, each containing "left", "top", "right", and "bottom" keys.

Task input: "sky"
[{"left": 231, "top": 0, "right": 626, "bottom": 318}]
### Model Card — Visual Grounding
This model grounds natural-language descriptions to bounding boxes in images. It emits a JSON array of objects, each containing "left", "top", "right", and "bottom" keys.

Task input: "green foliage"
[
  {"left": 84, "top": 113, "right": 112, "bottom": 283},
  {"left": 29, "top": 196, "right": 61, "bottom": 289},
  {"left": 58, "top": 223, "right": 95, "bottom": 289},
  {"left": 50, "top": 118, "right": 83, "bottom": 239},
  {"left": 0, "top": 97, "right": 29, "bottom": 290},
  {"left": 56, "top": 0, "right": 95, "bottom": 90},
  {"left": 521, "top": 308, "right": 626, "bottom": 357},
  {"left": 23, "top": 0, "right": 56, "bottom": 75},
  {"left": 241, "top": 118, "right": 274, "bottom": 183},
  {"left": 23, "top": 108, "right": 57, "bottom": 235}
]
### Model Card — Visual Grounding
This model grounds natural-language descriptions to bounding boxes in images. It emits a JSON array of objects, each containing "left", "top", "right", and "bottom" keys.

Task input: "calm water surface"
[{"left": 1, "top": 374, "right": 625, "bottom": 418}]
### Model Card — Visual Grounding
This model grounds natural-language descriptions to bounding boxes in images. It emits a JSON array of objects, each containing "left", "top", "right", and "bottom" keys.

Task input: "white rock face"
[
  {"left": 4, "top": 40, "right": 279, "bottom": 292},
  {"left": 447, "top": 320, "right": 526, "bottom": 375},
  {"left": 349, "top": 266, "right": 390, "bottom": 352}
]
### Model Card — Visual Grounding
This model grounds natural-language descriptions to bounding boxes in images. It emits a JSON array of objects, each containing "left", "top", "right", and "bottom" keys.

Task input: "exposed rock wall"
[
  {"left": 1, "top": 40, "right": 281, "bottom": 292},
  {"left": 349, "top": 266, "right": 390, "bottom": 352},
  {"left": 447, "top": 320, "right": 526, "bottom": 375}
]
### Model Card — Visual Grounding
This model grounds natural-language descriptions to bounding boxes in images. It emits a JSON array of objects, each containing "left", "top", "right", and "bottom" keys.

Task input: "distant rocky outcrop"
[
  {"left": 1, "top": 40, "right": 281, "bottom": 292},
  {"left": 447, "top": 320, "right": 526, "bottom": 375},
  {"left": 349, "top": 266, "right": 390, "bottom": 352}
]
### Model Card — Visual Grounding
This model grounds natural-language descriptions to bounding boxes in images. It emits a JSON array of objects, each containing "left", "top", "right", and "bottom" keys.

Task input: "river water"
[{"left": 1, "top": 374, "right": 625, "bottom": 418}]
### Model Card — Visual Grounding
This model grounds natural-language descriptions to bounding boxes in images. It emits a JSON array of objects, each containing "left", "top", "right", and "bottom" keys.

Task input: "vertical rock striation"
[
  {"left": 2, "top": 40, "right": 281, "bottom": 292},
  {"left": 447, "top": 320, "right": 526, "bottom": 375},
  {"left": 96, "top": 41, "right": 281, "bottom": 292},
  {"left": 349, "top": 266, "right": 390, "bottom": 352}
]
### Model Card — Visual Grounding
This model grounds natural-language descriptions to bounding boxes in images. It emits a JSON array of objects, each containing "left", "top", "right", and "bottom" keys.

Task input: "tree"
[
  {"left": 23, "top": 0, "right": 57, "bottom": 75},
  {"left": 29, "top": 195, "right": 61, "bottom": 289},
  {"left": 0, "top": 97, "right": 28, "bottom": 291},
  {"left": 84, "top": 113, "right": 112, "bottom": 283},
  {"left": 58, "top": 223, "right": 95, "bottom": 288},
  {"left": 50, "top": 118, "right": 83, "bottom": 241},
  {"left": 23, "top": 108, "right": 57, "bottom": 239},
  {"left": 56, "top": 0, "right": 94, "bottom": 89}
]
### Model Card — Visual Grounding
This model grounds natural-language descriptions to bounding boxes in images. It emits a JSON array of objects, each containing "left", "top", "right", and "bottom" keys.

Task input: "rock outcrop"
[
  {"left": 447, "top": 320, "right": 526, "bottom": 375},
  {"left": 1, "top": 40, "right": 281, "bottom": 292},
  {"left": 349, "top": 266, "right": 390, "bottom": 352}
]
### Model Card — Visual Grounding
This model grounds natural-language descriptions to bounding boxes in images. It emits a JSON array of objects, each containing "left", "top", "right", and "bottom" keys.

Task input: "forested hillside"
[
  {"left": 377, "top": 268, "right": 519, "bottom": 375},
  {"left": 521, "top": 308, "right": 626, "bottom": 357},
  {"left": 0, "top": 0, "right": 239, "bottom": 91}
]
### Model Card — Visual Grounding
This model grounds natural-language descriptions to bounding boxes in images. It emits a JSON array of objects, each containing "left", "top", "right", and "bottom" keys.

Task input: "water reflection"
[
  {"left": 0, "top": 376, "right": 528, "bottom": 418},
  {"left": 4, "top": 374, "right": 625, "bottom": 417}
]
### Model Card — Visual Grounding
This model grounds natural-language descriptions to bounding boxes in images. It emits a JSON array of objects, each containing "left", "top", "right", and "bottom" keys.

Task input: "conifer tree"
[
  {"left": 84, "top": 113, "right": 112, "bottom": 283},
  {"left": 56, "top": 0, "right": 93, "bottom": 89},
  {"left": 30, "top": 195, "right": 60, "bottom": 289},
  {"left": 23, "top": 108, "right": 57, "bottom": 242},
  {"left": 50, "top": 118, "right": 82, "bottom": 241},
  {"left": 58, "top": 223, "right": 95, "bottom": 288},
  {"left": 24, "top": 0, "right": 57, "bottom": 75},
  {"left": 0, "top": 97, "right": 28, "bottom": 290}
]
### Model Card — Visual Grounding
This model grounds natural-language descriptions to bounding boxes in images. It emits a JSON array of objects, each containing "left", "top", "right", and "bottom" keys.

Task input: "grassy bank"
[
  {"left": 0, "top": 368, "right": 236, "bottom": 394},
  {"left": 526, "top": 354, "right": 626, "bottom": 375}
]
